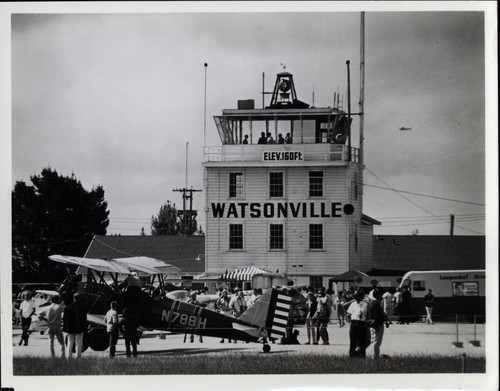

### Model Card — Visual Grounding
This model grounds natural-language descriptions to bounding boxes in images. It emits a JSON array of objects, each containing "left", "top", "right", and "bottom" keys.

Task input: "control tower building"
[{"left": 203, "top": 71, "right": 379, "bottom": 289}]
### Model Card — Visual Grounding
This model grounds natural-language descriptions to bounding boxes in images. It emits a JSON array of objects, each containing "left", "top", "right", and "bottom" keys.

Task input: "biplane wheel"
[
  {"left": 88, "top": 328, "right": 109, "bottom": 351},
  {"left": 40, "top": 330, "right": 44, "bottom": 335},
  {"left": 263, "top": 344, "right": 271, "bottom": 353}
]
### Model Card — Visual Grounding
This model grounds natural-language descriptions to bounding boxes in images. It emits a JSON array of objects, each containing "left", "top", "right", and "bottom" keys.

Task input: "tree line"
[{"left": 12, "top": 167, "right": 201, "bottom": 283}]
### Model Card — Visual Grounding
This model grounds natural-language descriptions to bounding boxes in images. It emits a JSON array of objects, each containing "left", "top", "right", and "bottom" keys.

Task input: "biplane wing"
[
  {"left": 49, "top": 254, "right": 131, "bottom": 274},
  {"left": 112, "top": 256, "right": 181, "bottom": 275},
  {"left": 49, "top": 254, "right": 180, "bottom": 275}
]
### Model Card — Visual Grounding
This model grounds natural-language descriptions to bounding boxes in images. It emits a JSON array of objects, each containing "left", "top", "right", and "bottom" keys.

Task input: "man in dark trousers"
[
  {"left": 399, "top": 286, "right": 413, "bottom": 324},
  {"left": 346, "top": 289, "right": 369, "bottom": 358},
  {"left": 119, "top": 308, "right": 140, "bottom": 358},
  {"left": 367, "top": 289, "right": 387, "bottom": 359}
]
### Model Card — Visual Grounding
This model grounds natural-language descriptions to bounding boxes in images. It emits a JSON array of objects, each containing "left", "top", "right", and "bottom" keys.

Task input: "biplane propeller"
[{"left": 48, "top": 255, "right": 292, "bottom": 353}]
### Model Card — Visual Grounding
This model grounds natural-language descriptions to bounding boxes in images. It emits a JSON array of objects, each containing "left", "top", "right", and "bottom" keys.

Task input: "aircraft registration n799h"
[{"left": 48, "top": 255, "right": 292, "bottom": 353}]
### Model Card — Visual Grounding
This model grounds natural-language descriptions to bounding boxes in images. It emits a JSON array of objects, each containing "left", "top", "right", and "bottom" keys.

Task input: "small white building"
[{"left": 203, "top": 72, "right": 380, "bottom": 290}]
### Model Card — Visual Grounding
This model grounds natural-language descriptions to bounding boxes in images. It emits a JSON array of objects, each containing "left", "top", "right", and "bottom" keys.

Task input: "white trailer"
[{"left": 398, "top": 270, "right": 485, "bottom": 322}]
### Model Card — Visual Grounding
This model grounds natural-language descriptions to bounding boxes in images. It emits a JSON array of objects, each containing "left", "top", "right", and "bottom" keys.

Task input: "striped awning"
[{"left": 219, "top": 266, "right": 274, "bottom": 281}]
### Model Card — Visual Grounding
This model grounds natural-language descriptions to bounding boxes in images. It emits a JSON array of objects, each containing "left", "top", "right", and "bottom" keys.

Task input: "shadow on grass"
[{"left": 137, "top": 347, "right": 295, "bottom": 356}]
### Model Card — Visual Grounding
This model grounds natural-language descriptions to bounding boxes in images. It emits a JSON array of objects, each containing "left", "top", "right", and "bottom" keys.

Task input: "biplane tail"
[{"left": 238, "top": 288, "right": 292, "bottom": 342}]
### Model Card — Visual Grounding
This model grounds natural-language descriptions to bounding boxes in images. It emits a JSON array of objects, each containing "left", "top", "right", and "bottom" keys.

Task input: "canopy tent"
[
  {"left": 219, "top": 266, "right": 274, "bottom": 281},
  {"left": 329, "top": 270, "right": 370, "bottom": 283}
]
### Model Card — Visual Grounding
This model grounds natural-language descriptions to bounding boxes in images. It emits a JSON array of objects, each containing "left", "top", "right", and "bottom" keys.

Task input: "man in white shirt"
[
  {"left": 104, "top": 301, "right": 119, "bottom": 358},
  {"left": 346, "top": 289, "right": 369, "bottom": 358},
  {"left": 38, "top": 295, "right": 65, "bottom": 357},
  {"left": 18, "top": 292, "right": 35, "bottom": 346},
  {"left": 382, "top": 289, "right": 394, "bottom": 319}
]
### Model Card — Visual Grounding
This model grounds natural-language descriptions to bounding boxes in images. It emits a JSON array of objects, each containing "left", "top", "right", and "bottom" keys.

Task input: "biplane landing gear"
[
  {"left": 87, "top": 328, "right": 109, "bottom": 351},
  {"left": 262, "top": 343, "right": 271, "bottom": 353}
]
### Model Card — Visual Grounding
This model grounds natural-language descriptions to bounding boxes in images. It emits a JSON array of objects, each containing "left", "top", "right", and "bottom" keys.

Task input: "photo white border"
[{"left": 1, "top": 2, "right": 497, "bottom": 391}]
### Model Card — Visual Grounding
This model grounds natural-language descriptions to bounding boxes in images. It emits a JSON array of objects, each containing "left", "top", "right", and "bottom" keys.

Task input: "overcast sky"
[{"left": 6, "top": 3, "right": 496, "bottom": 237}]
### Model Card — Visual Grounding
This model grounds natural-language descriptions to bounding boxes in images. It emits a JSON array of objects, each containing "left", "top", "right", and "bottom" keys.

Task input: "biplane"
[{"left": 48, "top": 255, "right": 292, "bottom": 353}]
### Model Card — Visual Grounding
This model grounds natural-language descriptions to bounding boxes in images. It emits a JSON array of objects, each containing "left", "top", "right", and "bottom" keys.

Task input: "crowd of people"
[{"left": 15, "top": 280, "right": 434, "bottom": 360}]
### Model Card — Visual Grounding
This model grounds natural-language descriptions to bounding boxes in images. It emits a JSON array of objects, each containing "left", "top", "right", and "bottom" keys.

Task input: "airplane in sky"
[
  {"left": 48, "top": 254, "right": 292, "bottom": 353},
  {"left": 399, "top": 126, "right": 412, "bottom": 131}
]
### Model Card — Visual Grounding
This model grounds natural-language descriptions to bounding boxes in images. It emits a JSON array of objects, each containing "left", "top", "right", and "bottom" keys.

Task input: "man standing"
[
  {"left": 104, "top": 301, "right": 119, "bottom": 358},
  {"left": 62, "top": 293, "right": 87, "bottom": 358},
  {"left": 315, "top": 289, "right": 331, "bottom": 345},
  {"left": 18, "top": 291, "right": 35, "bottom": 346},
  {"left": 38, "top": 295, "right": 65, "bottom": 358},
  {"left": 346, "top": 289, "right": 369, "bottom": 358},
  {"left": 187, "top": 292, "right": 203, "bottom": 343},
  {"left": 424, "top": 289, "right": 435, "bottom": 324},
  {"left": 119, "top": 308, "right": 140, "bottom": 358},
  {"left": 399, "top": 286, "right": 413, "bottom": 324},
  {"left": 382, "top": 288, "right": 394, "bottom": 321},
  {"left": 367, "top": 289, "right": 387, "bottom": 359},
  {"left": 230, "top": 290, "right": 248, "bottom": 319}
]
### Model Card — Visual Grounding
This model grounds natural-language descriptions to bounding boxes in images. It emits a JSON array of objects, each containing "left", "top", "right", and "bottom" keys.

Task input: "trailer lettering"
[{"left": 439, "top": 274, "right": 468, "bottom": 280}]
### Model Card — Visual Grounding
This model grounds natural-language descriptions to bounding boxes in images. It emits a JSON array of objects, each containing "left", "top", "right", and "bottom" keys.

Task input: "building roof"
[
  {"left": 372, "top": 235, "right": 485, "bottom": 273},
  {"left": 361, "top": 214, "right": 382, "bottom": 226},
  {"left": 84, "top": 235, "right": 205, "bottom": 273}
]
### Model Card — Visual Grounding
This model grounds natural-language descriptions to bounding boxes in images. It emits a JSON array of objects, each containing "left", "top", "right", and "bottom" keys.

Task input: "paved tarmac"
[{"left": 12, "top": 320, "right": 486, "bottom": 359}]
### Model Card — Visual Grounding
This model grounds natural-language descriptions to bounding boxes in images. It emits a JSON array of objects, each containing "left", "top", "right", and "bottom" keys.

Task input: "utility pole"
[
  {"left": 450, "top": 213, "right": 455, "bottom": 236},
  {"left": 173, "top": 187, "right": 202, "bottom": 236}
]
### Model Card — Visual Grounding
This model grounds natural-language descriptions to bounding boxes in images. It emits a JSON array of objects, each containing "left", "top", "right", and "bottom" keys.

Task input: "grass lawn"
[{"left": 13, "top": 353, "right": 485, "bottom": 375}]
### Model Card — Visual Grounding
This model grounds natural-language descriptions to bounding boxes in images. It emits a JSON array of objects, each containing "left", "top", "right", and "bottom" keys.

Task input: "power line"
[
  {"left": 365, "top": 167, "right": 484, "bottom": 235},
  {"left": 363, "top": 182, "right": 485, "bottom": 206}
]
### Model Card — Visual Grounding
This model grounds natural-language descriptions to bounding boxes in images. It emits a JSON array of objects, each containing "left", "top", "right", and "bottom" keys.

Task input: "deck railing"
[{"left": 204, "top": 144, "right": 359, "bottom": 163}]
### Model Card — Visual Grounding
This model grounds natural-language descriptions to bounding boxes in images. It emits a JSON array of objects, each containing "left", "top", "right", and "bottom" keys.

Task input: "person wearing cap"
[
  {"left": 122, "top": 272, "right": 142, "bottom": 291},
  {"left": 187, "top": 291, "right": 203, "bottom": 343},
  {"left": 18, "top": 290, "right": 35, "bottom": 346},
  {"left": 38, "top": 295, "right": 65, "bottom": 358},
  {"left": 104, "top": 301, "right": 119, "bottom": 358},
  {"left": 62, "top": 293, "right": 87, "bottom": 358},
  {"left": 367, "top": 289, "right": 387, "bottom": 359},
  {"left": 346, "top": 289, "right": 369, "bottom": 358}
]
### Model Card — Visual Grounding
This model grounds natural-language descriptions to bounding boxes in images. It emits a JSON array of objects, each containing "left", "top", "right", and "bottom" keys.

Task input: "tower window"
[
  {"left": 269, "top": 224, "right": 284, "bottom": 250},
  {"left": 229, "top": 172, "right": 244, "bottom": 198},
  {"left": 269, "top": 172, "right": 284, "bottom": 198},
  {"left": 309, "top": 171, "right": 324, "bottom": 197},
  {"left": 309, "top": 224, "right": 323, "bottom": 250},
  {"left": 229, "top": 224, "right": 243, "bottom": 250}
]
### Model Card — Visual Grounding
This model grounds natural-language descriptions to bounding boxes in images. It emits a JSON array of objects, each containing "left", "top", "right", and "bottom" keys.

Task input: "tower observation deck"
[{"left": 204, "top": 72, "right": 358, "bottom": 165}]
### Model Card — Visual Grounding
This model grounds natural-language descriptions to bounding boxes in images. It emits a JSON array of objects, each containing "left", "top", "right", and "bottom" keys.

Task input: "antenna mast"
[
  {"left": 359, "top": 12, "right": 365, "bottom": 166},
  {"left": 203, "top": 63, "right": 208, "bottom": 147}
]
